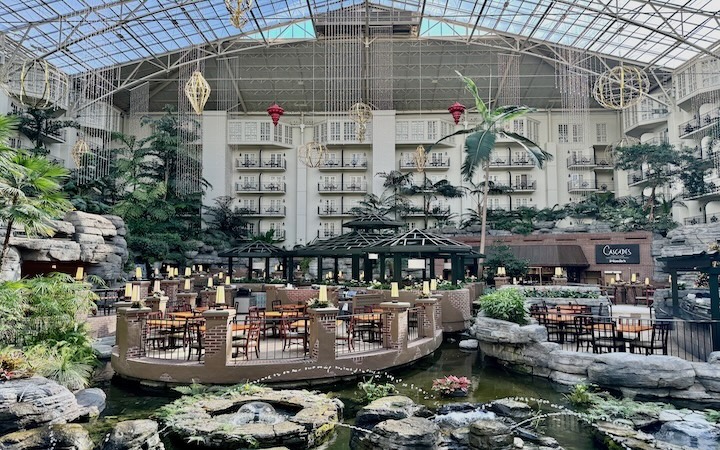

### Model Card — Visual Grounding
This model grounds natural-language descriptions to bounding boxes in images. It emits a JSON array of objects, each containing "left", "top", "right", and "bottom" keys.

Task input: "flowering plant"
[
  {"left": 431, "top": 375, "right": 471, "bottom": 395},
  {"left": 306, "top": 298, "right": 333, "bottom": 309}
]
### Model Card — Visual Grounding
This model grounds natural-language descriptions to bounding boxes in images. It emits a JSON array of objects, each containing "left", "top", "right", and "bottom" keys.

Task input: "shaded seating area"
[{"left": 218, "top": 241, "right": 290, "bottom": 283}]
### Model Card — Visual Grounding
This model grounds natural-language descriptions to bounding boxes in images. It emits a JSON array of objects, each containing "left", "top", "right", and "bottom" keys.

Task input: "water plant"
[
  {"left": 431, "top": 375, "right": 471, "bottom": 396},
  {"left": 563, "top": 383, "right": 594, "bottom": 407},
  {"left": 476, "top": 288, "right": 528, "bottom": 325},
  {"left": 357, "top": 376, "right": 397, "bottom": 403}
]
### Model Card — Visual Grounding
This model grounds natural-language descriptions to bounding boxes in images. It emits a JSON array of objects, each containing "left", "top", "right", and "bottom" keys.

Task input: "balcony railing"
[
  {"left": 488, "top": 158, "right": 535, "bottom": 168},
  {"left": 627, "top": 170, "right": 652, "bottom": 186},
  {"left": 567, "top": 180, "right": 598, "bottom": 192},
  {"left": 567, "top": 156, "right": 596, "bottom": 168},
  {"left": 405, "top": 205, "right": 451, "bottom": 216},
  {"left": 317, "top": 182, "right": 367, "bottom": 193},
  {"left": 318, "top": 159, "right": 368, "bottom": 169},
  {"left": 235, "top": 182, "right": 286, "bottom": 193},
  {"left": 244, "top": 206, "right": 286, "bottom": 217},
  {"left": 510, "top": 180, "right": 536, "bottom": 191},
  {"left": 260, "top": 229, "right": 286, "bottom": 241},
  {"left": 684, "top": 215, "right": 707, "bottom": 226},
  {"left": 235, "top": 159, "right": 287, "bottom": 170},
  {"left": 317, "top": 230, "right": 342, "bottom": 239},
  {"left": 317, "top": 206, "right": 357, "bottom": 216},
  {"left": 679, "top": 108, "right": 720, "bottom": 138},
  {"left": 399, "top": 158, "right": 450, "bottom": 170}
]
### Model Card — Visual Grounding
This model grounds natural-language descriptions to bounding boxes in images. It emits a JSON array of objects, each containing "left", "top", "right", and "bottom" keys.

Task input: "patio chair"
[
  {"left": 186, "top": 321, "right": 205, "bottom": 361},
  {"left": 535, "top": 310, "right": 561, "bottom": 343},
  {"left": 232, "top": 320, "right": 261, "bottom": 360},
  {"left": 271, "top": 299, "right": 282, "bottom": 311},
  {"left": 568, "top": 315, "right": 593, "bottom": 351},
  {"left": 336, "top": 319, "right": 355, "bottom": 351},
  {"left": 280, "top": 316, "right": 308, "bottom": 352},
  {"left": 628, "top": 321, "right": 670, "bottom": 355},
  {"left": 145, "top": 311, "right": 166, "bottom": 349},
  {"left": 590, "top": 317, "right": 626, "bottom": 353}
]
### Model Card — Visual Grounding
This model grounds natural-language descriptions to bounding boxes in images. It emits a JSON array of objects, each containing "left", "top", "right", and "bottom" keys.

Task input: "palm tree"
[
  {"left": 350, "top": 193, "right": 395, "bottom": 217},
  {"left": 430, "top": 72, "right": 552, "bottom": 256},
  {"left": 12, "top": 107, "right": 79, "bottom": 155},
  {"left": 377, "top": 170, "right": 414, "bottom": 220},
  {"left": 403, "top": 176, "right": 465, "bottom": 229},
  {"left": 0, "top": 122, "right": 74, "bottom": 273}
]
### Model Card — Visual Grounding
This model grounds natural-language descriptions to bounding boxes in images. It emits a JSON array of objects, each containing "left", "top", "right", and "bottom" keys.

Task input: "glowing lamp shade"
[
  {"left": 645, "top": 277, "right": 650, "bottom": 286},
  {"left": 610, "top": 277, "right": 616, "bottom": 285},
  {"left": 207, "top": 277, "right": 214, "bottom": 288},
  {"left": 135, "top": 267, "right": 142, "bottom": 280},
  {"left": 408, "top": 258, "right": 425, "bottom": 270},
  {"left": 422, "top": 281, "right": 430, "bottom": 296},
  {"left": 215, "top": 287, "right": 226, "bottom": 306},
  {"left": 153, "top": 280, "right": 161, "bottom": 293},
  {"left": 390, "top": 282, "right": 399, "bottom": 298},
  {"left": 218, "top": 272, "right": 224, "bottom": 280},
  {"left": 631, "top": 273, "right": 637, "bottom": 283},
  {"left": 124, "top": 282, "right": 132, "bottom": 298},
  {"left": 131, "top": 285, "right": 140, "bottom": 302},
  {"left": 185, "top": 267, "right": 191, "bottom": 277},
  {"left": 184, "top": 279, "right": 191, "bottom": 291},
  {"left": 198, "top": 265, "right": 204, "bottom": 272},
  {"left": 554, "top": 267, "right": 563, "bottom": 277},
  {"left": 496, "top": 267, "right": 506, "bottom": 277},
  {"left": 430, "top": 279, "right": 437, "bottom": 291},
  {"left": 225, "top": 276, "right": 231, "bottom": 285},
  {"left": 74, "top": 267, "right": 84, "bottom": 281},
  {"left": 319, "top": 285, "right": 328, "bottom": 302}
]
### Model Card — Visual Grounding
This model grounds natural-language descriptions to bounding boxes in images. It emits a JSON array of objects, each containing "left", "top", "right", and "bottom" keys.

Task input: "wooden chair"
[
  {"left": 629, "top": 321, "right": 670, "bottom": 355},
  {"left": 336, "top": 319, "right": 355, "bottom": 351},
  {"left": 567, "top": 315, "right": 593, "bottom": 351},
  {"left": 590, "top": 317, "right": 626, "bottom": 353},
  {"left": 186, "top": 321, "right": 205, "bottom": 361},
  {"left": 145, "top": 311, "right": 166, "bottom": 349},
  {"left": 271, "top": 299, "right": 282, "bottom": 311},
  {"left": 280, "top": 316, "right": 308, "bottom": 352},
  {"left": 232, "top": 320, "right": 261, "bottom": 360},
  {"left": 536, "top": 310, "right": 562, "bottom": 343}
]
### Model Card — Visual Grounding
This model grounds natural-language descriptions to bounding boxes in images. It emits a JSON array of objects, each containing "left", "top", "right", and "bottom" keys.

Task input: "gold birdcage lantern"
[
  {"left": 413, "top": 145, "right": 428, "bottom": 173},
  {"left": 224, "top": 0, "right": 253, "bottom": 28},
  {"left": 71, "top": 138, "right": 90, "bottom": 167},
  {"left": 348, "top": 102, "right": 372, "bottom": 142},
  {"left": 593, "top": 66, "right": 649, "bottom": 110},
  {"left": 184, "top": 70, "right": 211, "bottom": 115},
  {"left": 298, "top": 141, "right": 327, "bottom": 168}
]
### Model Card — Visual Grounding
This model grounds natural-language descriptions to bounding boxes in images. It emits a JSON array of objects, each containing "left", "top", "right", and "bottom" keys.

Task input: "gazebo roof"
[
  {"left": 294, "top": 231, "right": 385, "bottom": 256},
  {"left": 657, "top": 250, "right": 720, "bottom": 271},
  {"left": 343, "top": 214, "right": 404, "bottom": 230},
  {"left": 367, "top": 228, "right": 481, "bottom": 256},
  {"left": 217, "top": 241, "right": 287, "bottom": 258}
]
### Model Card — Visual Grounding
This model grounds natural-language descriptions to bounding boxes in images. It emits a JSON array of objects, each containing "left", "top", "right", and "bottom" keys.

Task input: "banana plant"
[{"left": 429, "top": 71, "right": 552, "bottom": 256}]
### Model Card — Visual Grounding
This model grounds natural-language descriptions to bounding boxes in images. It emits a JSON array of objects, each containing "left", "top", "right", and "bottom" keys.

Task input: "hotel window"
[
  {"left": 558, "top": 124, "right": 568, "bottom": 143},
  {"left": 596, "top": 123, "right": 607, "bottom": 143},
  {"left": 572, "top": 124, "right": 584, "bottom": 143}
]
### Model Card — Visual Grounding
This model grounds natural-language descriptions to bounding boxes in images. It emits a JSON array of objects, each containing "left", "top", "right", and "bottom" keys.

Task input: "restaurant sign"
[{"left": 595, "top": 244, "right": 640, "bottom": 264}]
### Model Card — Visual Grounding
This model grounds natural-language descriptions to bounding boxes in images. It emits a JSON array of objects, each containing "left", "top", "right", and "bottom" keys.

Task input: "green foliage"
[
  {"left": 10, "top": 108, "right": 79, "bottom": 154},
  {"left": 476, "top": 288, "right": 528, "bottom": 325},
  {"left": 24, "top": 344, "right": 95, "bottom": 390},
  {"left": 357, "top": 377, "right": 397, "bottom": 403},
  {"left": 581, "top": 391, "right": 670, "bottom": 423},
  {"left": 563, "top": 384, "right": 594, "bottom": 407},
  {"left": 483, "top": 245, "right": 529, "bottom": 281},
  {"left": 523, "top": 288, "right": 599, "bottom": 299},
  {"left": 705, "top": 409, "right": 720, "bottom": 423},
  {"left": 174, "top": 380, "right": 224, "bottom": 396},
  {"left": 203, "top": 196, "right": 251, "bottom": 244}
]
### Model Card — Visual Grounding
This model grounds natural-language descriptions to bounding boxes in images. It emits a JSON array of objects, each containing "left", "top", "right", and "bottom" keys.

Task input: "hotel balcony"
[
  {"left": 227, "top": 120, "right": 293, "bottom": 148},
  {"left": 678, "top": 108, "right": 720, "bottom": 139},
  {"left": 318, "top": 158, "right": 368, "bottom": 170},
  {"left": 235, "top": 182, "right": 286, "bottom": 194},
  {"left": 260, "top": 229, "right": 286, "bottom": 241},
  {"left": 395, "top": 119, "right": 456, "bottom": 146},
  {"left": 399, "top": 157, "right": 450, "bottom": 171},
  {"left": 244, "top": 206, "right": 286, "bottom": 217},
  {"left": 317, "top": 182, "right": 367, "bottom": 194},
  {"left": 488, "top": 158, "right": 536, "bottom": 170},
  {"left": 567, "top": 156, "right": 597, "bottom": 169},
  {"left": 317, "top": 229, "right": 343, "bottom": 239},
  {"left": 567, "top": 180, "right": 599, "bottom": 193},
  {"left": 235, "top": 158, "right": 287, "bottom": 170},
  {"left": 627, "top": 170, "right": 654, "bottom": 187},
  {"left": 510, "top": 180, "right": 536, "bottom": 192},
  {"left": 405, "top": 204, "right": 451, "bottom": 217},
  {"left": 317, "top": 205, "right": 356, "bottom": 217}
]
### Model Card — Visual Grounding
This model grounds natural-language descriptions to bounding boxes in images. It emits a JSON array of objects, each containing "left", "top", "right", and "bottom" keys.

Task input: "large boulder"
[
  {"left": 0, "top": 376, "right": 85, "bottom": 434},
  {"left": 472, "top": 317, "right": 547, "bottom": 345},
  {"left": 74, "top": 387, "right": 106, "bottom": 418},
  {"left": 355, "top": 395, "right": 429, "bottom": 429},
  {"left": 352, "top": 417, "right": 440, "bottom": 450},
  {"left": 98, "top": 419, "right": 165, "bottom": 450},
  {"left": 65, "top": 211, "right": 117, "bottom": 237},
  {"left": 547, "top": 350, "right": 599, "bottom": 375},
  {"left": 0, "top": 424, "right": 94, "bottom": 450},
  {"left": 587, "top": 354, "right": 695, "bottom": 390},
  {"left": 655, "top": 419, "right": 720, "bottom": 449},
  {"left": 468, "top": 419, "right": 514, "bottom": 450}
]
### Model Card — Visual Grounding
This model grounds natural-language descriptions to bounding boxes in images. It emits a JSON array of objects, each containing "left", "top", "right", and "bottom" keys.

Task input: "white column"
[
  {"left": 371, "top": 110, "right": 396, "bottom": 196},
  {"left": 202, "top": 111, "right": 228, "bottom": 208}
]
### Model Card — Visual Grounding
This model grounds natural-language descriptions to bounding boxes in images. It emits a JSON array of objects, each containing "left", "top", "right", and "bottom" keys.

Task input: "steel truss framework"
[{"left": 1, "top": 0, "right": 717, "bottom": 112}]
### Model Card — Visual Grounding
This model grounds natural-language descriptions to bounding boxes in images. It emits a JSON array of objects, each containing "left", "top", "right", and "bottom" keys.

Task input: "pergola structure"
[
  {"left": 366, "top": 228, "right": 483, "bottom": 284},
  {"left": 218, "top": 241, "right": 289, "bottom": 282}
]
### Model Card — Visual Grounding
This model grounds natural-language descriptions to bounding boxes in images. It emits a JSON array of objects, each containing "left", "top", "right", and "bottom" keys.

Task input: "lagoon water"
[{"left": 94, "top": 342, "right": 596, "bottom": 449}]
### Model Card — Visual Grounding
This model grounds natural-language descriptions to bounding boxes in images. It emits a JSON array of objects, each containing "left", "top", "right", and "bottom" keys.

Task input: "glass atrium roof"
[{"left": 1, "top": 0, "right": 718, "bottom": 75}]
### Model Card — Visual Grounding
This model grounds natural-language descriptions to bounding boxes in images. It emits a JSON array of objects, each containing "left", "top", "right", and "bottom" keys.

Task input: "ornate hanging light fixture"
[
  {"left": 184, "top": 70, "right": 211, "bottom": 115},
  {"left": 267, "top": 103, "right": 284, "bottom": 126},
  {"left": 413, "top": 145, "right": 428, "bottom": 173},
  {"left": 224, "top": 0, "right": 253, "bottom": 29},
  {"left": 2, "top": 58, "right": 69, "bottom": 109},
  {"left": 448, "top": 102, "right": 466, "bottom": 125},
  {"left": 593, "top": 65, "right": 649, "bottom": 110},
  {"left": 348, "top": 102, "right": 372, "bottom": 142},
  {"left": 298, "top": 141, "right": 327, "bottom": 168},
  {"left": 71, "top": 138, "right": 90, "bottom": 167}
]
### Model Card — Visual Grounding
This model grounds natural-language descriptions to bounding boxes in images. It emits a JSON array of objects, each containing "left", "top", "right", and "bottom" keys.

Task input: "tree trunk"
[
  {"left": 1, "top": 218, "right": 15, "bottom": 275},
  {"left": 649, "top": 185, "right": 656, "bottom": 222},
  {"left": 479, "top": 164, "right": 491, "bottom": 259}
]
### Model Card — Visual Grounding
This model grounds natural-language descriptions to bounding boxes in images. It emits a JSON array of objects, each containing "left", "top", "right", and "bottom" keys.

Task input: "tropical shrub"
[
  {"left": 357, "top": 377, "right": 397, "bottom": 403},
  {"left": 431, "top": 375, "right": 471, "bottom": 395},
  {"left": 476, "top": 288, "right": 528, "bottom": 325}
]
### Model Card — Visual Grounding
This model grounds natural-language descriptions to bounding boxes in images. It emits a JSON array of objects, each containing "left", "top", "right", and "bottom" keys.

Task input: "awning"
[{"left": 506, "top": 245, "right": 589, "bottom": 267}]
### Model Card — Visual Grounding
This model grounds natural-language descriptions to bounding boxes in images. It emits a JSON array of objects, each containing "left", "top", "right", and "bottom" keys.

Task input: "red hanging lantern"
[
  {"left": 266, "top": 103, "right": 284, "bottom": 126},
  {"left": 448, "top": 101, "right": 466, "bottom": 125}
]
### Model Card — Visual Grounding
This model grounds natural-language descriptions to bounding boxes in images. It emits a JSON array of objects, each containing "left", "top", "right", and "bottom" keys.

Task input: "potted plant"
[
  {"left": 431, "top": 375, "right": 471, "bottom": 397},
  {"left": 306, "top": 297, "right": 333, "bottom": 309}
]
